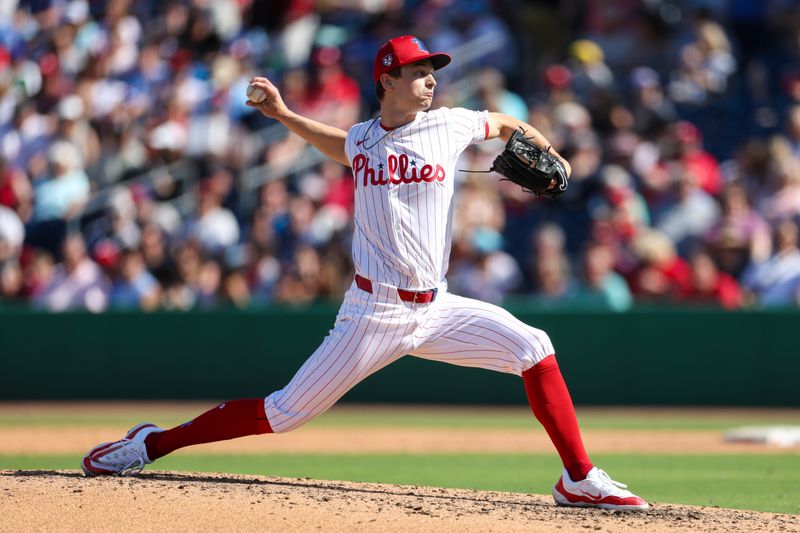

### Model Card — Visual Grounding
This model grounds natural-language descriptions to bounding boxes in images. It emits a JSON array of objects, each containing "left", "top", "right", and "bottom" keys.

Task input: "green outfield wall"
[{"left": 0, "top": 307, "right": 797, "bottom": 405}]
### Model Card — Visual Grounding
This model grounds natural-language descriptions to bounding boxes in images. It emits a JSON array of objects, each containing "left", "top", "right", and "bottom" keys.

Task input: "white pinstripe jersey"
[{"left": 344, "top": 107, "right": 489, "bottom": 290}]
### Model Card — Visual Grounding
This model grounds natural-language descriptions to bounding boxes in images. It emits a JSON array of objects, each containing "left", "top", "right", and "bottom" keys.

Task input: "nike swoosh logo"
[
  {"left": 580, "top": 490, "right": 603, "bottom": 500},
  {"left": 356, "top": 139, "right": 367, "bottom": 147}
]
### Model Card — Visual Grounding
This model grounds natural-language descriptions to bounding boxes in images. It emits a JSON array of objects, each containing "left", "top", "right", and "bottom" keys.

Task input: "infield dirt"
[{"left": 1, "top": 470, "right": 797, "bottom": 533}]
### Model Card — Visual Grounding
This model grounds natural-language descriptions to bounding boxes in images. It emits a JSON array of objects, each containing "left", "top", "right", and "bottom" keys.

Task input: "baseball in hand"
[{"left": 246, "top": 83, "right": 266, "bottom": 104}]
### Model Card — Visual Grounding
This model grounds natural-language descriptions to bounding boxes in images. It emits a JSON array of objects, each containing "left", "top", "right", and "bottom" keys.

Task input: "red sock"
[
  {"left": 522, "top": 355, "right": 593, "bottom": 481},
  {"left": 145, "top": 398, "right": 272, "bottom": 461}
]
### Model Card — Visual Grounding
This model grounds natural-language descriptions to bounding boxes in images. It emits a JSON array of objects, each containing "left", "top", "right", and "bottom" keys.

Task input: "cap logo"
[
  {"left": 382, "top": 53, "right": 393, "bottom": 67},
  {"left": 411, "top": 37, "right": 428, "bottom": 53}
]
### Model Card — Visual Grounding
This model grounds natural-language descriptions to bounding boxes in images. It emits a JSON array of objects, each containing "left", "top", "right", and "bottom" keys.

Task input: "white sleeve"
[{"left": 445, "top": 107, "right": 489, "bottom": 152}]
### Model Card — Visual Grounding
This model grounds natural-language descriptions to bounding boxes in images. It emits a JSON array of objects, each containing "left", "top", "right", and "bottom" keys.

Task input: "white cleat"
[
  {"left": 552, "top": 467, "right": 650, "bottom": 511},
  {"left": 81, "top": 423, "right": 163, "bottom": 476}
]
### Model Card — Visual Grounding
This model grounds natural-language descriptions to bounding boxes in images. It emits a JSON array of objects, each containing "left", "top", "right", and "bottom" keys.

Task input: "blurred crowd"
[{"left": 2, "top": 0, "right": 800, "bottom": 312}]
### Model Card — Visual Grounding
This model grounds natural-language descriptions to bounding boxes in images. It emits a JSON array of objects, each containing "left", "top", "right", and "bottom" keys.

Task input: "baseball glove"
[{"left": 490, "top": 130, "right": 569, "bottom": 199}]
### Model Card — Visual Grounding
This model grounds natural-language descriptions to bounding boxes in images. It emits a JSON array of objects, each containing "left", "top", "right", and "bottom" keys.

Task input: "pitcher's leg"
[
  {"left": 82, "top": 398, "right": 272, "bottom": 476},
  {"left": 265, "top": 294, "right": 414, "bottom": 433},
  {"left": 145, "top": 398, "right": 271, "bottom": 460},
  {"left": 82, "top": 290, "right": 413, "bottom": 475},
  {"left": 143, "top": 303, "right": 383, "bottom": 460},
  {"left": 146, "top": 297, "right": 408, "bottom": 457},
  {"left": 522, "top": 355, "right": 592, "bottom": 481},
  {"left": 412, "top": 292, "right": 591, "bottom": 480},
  {"left": 411, "top": 292, "right": 554, "bottom": 373}
]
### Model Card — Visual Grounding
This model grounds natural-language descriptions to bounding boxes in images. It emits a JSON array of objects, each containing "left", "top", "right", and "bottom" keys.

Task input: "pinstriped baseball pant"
[{"left": 264, "top": 281, "right": 555, "bottom": 433}]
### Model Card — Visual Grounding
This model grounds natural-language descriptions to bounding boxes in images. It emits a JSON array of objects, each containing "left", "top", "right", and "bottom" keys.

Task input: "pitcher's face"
[{"left": 391, "top": 60, "right": 437, "bottom": 111}]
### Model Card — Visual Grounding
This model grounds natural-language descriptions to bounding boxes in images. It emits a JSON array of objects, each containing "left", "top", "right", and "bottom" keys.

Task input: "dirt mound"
[{"left": 1, "top": 470, "right": 796, "bottom": 532}]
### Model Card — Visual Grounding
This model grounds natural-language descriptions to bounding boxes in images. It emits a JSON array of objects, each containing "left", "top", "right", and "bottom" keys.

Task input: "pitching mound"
[{"left": 1, "top": 471, "right": 796, "bottom": 532}]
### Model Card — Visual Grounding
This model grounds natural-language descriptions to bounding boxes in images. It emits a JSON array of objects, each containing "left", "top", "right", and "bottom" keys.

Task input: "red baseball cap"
[{"left": 373, "top": 35, "right": 451, "bottom": 82}]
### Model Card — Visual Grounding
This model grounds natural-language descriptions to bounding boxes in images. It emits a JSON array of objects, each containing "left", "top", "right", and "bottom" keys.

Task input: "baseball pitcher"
[{"left": 82, "top": 35, "right": 648, "bottom": 511}]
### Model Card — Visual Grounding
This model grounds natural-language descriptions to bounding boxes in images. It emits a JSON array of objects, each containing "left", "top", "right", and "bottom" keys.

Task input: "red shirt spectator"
[
  {"left": 675, "top": 121, "right": 723, "bottom": 195},
  {"left": 678, "top": 249, "right": 741, "bottom": 309},
  {"left": 0, "top": 165, "right": 24, "bottom": 210},
  {"left": 629, "top": 229, "right": 692, "bottom": 299},
  {"left": 646, "top": 122, "right": 723, "bottom": 198},
  {"left": 321, "top": 161, "right": 354, "bottom": 214}
]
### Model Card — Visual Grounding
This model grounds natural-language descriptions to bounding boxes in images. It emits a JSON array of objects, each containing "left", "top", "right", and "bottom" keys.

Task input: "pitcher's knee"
[
  {"left": 517, "top": 327, "right": 555, "bottom": 373},
  {"left": 262, "top": 392, "right": 318, "bottom": 434}
]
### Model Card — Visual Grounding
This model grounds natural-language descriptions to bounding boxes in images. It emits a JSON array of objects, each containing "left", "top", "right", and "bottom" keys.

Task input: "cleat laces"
[
  {"left": 594, "top": 468, "right": 628, "bottom": 490},
  {"left": 95, "top": 439, "right": 146, "bottom": 476}
]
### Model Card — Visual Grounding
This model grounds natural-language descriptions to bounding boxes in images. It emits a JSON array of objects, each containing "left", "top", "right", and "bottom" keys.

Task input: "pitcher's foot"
[
  {"left": 81, "top": 423, "right": 163, "bottom": 476},
  {"left": 553, "top": 467, "right": 650, "bottom": 511}
]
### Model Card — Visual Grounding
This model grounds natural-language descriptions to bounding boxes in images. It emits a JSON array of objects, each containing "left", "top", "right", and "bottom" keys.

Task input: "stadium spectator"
[
  {"left": 628, "top": 66, "right": 677, "bottom": 138},
  {"left": 273, "top": 244, "right": 323, "bottom": 305},
  {"left": 470, "top": 67, "right": 529, "bottom": 122},
  {"left": 106, "top": 186, "right": 141, "bottom": 250},
  {"left": 55, "top": 95, "right": 101, "bottom": 172},
  {"left": 164, "top": 240, "right": 203, "bottom": 311},
  {"left": 525, "top": 223, "right": 569, "bottom": 291},
  {"left": 587, "top": 165, "right": 650, "bottom": 259},
  {"left": 32, "top": 140, "right": 90, "bottom": 222},
  {"left": 0, "top": 204, "right": 24, "bottom": 263},
  {"left": 741, "top": 219, "right": 800, "bottom": 308},
  {"left": 0, "top": 157, "right": 33, "bottom": 223},
  {"left": 34, "top": 233, "right": 110, "bottom": 312},
  {"left": 219, "top": 267, "right": 251, "bottom": 308},
  {"left": 20, "top": 250, "right": 54, "bottom": 299},
  {"left": 190, "top": 257, "right": 220, "bottom": 309},
  {"left": 654, "top": 170, "right": 721, "bottom": 255},
  {"left": 678, "top": 247, "right": 742, "bottom": 309},
  {"left": 0, "top": 0, "right": 799, "bottom": 311},
  {"left": 139, "top": 222, "right": 177, "bottom": 287},
  {"left": 643, "top": 121, "right": 723, "bottom": 198},
  {"left": 450, "top": 227, "right": 522, "bottom": 305},
  {"left": 182, "top": 179, "right": 240, "bottom": 255},
  {"left": 307, "top": 46, "right": 361, "bottom": 130},
  {"left": 628, "top": 229, "right": 692, "bottom": 301},
  {"left": 453, "top": 174, "right": 505, "bottom": 247},
  {"left": 565, "top": 39, "right": 615, "bottom": 114},
  {"left": 526, "top": 224, "right": 577, "bottom": 306},
  {"left": 275, "top": 195, "right": 316, "bottom": 261},
  {"left": 580, "top": 0, "right": 641, "bottom": 71},
  {"left": 110, "top": 248, "right": 161, "bottom": 310},
  {"left": 705, "top": 182, "right": 772, "bottom": 278},
  {"left": 528, "top": 254, "right": 576, "bottom": 308},
  {"left": 0, "top": 259, "right": 23, "bottom": 302},
  {"left": 667, "top": 20, "right": 737, "bottom": 107},
  {"left": 572, "top": 241, "right": 633, "bottom": 312},
  {"left": 131, "top": 184, "right": 182, "bottom": 238},
  {"left": 757, "top": 136, "right": 800, "bottom": 224}
]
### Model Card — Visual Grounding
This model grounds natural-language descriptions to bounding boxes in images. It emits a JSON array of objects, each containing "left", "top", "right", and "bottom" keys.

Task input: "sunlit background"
[{"left": 2, "top": 0, "right": 799, "bottom": 312}]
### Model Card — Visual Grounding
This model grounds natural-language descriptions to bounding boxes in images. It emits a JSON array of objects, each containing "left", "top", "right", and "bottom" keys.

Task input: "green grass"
[
  {"left": 3, "top": 453, "right": 798, "bottom": 515},
  {"left": 310, "top": 408, "right": 800, "bottom": 431}
]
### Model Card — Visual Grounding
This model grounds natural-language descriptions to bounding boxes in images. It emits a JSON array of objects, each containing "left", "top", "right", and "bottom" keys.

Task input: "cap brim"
[
  {"left": 429, "top": 53, "right": 451, "bottom": 70},
  {"left": 400, "top": 52, "right": 451, "bottom": 71}
]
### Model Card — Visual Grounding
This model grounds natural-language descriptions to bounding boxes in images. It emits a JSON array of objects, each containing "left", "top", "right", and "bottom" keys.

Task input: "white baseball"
[{"left": 246, "top": 83, "right": 266, "bottom": 104}]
